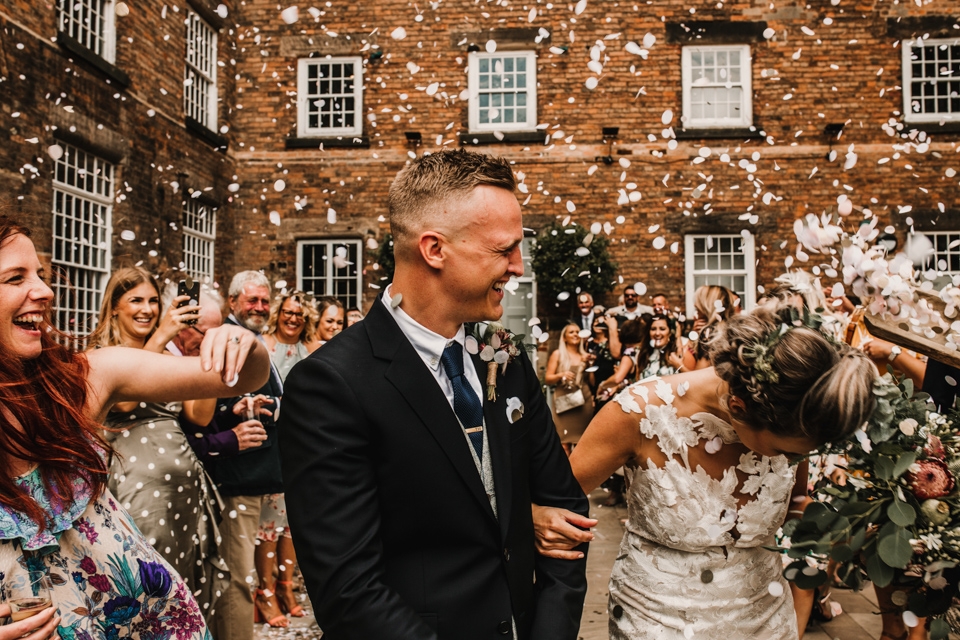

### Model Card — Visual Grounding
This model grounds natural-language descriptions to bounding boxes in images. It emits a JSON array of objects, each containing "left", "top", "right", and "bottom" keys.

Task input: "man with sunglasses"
[{"left": 607, "top": 285, "right": 653, "bottom": 322}]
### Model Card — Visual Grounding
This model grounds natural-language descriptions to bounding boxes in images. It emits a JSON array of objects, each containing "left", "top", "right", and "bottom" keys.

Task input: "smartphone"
[{"left": 177, "top": 278, "right": 200, "bottom": 326}]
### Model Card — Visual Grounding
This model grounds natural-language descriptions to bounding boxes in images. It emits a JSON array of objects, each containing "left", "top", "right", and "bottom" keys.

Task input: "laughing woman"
[{"left": 0, "top": 216, "right": 269, "bottom": 639}]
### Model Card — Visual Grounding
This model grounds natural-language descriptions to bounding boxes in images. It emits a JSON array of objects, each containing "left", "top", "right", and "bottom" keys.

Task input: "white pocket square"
[{"left": 506, "top": 397, "right": 524, "bottom": 424}]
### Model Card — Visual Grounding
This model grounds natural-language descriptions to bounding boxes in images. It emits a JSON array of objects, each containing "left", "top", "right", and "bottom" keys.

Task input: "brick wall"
[{"left": 1, "top": 0, "right": 958, "bottom": 324}]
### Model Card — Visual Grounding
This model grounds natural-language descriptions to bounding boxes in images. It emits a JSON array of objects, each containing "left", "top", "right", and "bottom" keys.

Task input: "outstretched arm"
[
  {"left": 85, "top": 324, "right": 269, "bottom": 421},
  {"left": 279, "top": 356, "right": 436, "bottom": 640}
]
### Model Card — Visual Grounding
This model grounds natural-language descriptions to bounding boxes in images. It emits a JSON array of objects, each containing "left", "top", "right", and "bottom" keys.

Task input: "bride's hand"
[
  {"left": 199, "top": 325, "right": 259, "bottom": 385},
  {"left": 532, "top": 504, "right": 597, "bottom": 560}
]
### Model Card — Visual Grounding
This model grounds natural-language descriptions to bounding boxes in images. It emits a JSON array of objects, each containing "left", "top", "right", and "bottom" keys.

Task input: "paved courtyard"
[{"left": 255, "top": 489, "right": 955, "bottom": 639}]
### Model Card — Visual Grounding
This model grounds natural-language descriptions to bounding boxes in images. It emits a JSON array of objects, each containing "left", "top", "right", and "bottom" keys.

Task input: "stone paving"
[{"left": 254, "top": 489, "right": 957, "bottom": 639}]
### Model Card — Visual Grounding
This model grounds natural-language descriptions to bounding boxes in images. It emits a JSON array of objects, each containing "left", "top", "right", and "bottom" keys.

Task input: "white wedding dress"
[{"left": 608, "top": 379, "right": 800, "bottom": 639}]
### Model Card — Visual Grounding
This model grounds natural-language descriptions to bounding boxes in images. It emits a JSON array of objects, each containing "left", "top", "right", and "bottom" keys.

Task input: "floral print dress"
[{"left": 0, "top": 468, "right": 211, "bottom": 640}]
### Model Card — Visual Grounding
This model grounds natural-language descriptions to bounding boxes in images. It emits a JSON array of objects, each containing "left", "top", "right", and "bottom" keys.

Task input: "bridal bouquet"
[{"left": 778, "top": 374, "right": 960, "bottom": 638}]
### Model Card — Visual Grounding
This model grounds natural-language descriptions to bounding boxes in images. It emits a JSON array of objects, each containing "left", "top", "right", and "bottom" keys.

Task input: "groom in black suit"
[{"left": 279, "top": 149, "right": 590, "bottom": 639}]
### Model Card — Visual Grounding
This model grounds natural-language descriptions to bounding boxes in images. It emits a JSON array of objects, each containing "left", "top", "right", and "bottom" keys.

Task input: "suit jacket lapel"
[
  {"left": 367, "top": 302, "right": 496, "bottom": 522},
  {"left": 471, "top": 352, "right": 513, "bottom": 542}
]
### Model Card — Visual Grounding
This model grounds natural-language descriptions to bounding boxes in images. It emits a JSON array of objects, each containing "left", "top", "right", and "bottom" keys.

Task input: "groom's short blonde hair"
[{"left": 388, "top": 149, "right": 516, "bottom": 261}]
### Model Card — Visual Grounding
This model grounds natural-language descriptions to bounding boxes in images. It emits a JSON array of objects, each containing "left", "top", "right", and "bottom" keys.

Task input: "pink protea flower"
[
  {"left": 908, "top": 460, "right": 956, "bottom": 500},
  {"left": 925, "top": 435, "right": 945, "bottom": 459}
]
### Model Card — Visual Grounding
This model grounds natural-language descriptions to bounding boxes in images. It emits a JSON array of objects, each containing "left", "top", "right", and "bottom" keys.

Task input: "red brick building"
[{"left": 1, "top": 0, "right": 958, "bottom": 337}]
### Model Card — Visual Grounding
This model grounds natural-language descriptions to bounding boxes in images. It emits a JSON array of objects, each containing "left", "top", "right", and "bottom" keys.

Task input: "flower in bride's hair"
[{"left": 907, "top": 459, "right": 956, "bottom": 500}]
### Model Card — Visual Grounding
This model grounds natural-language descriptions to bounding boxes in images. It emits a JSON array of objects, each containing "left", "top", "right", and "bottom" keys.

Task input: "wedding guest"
[
  {"left": 650, "top": 292, "right": 670, "bottom": 316},
  {"left": 0, "top": 216, "right": 268, "bottom": 639},
  {"left": 636, "top": 314, "right": 684, "bottom": 379},
  {"left": 535, "top": 300, "right": 878, "bottom": 638},
  {"left": 315, "top": 296, "right": 344, "bottom": 345},
  {"left": 210, "top": 271, "right": 285, "bottom": 638},
  {"left": 88, "top": 267, "right": 228, "bottom": 618},
  {"left": 345, "top": 307, "right": 364, "bottom": 327},
  {"left": 685, "top": 284, "right": 737, "bottom": 370},
  {"left": 586, "top": 313, "right": 620, "bottom": 400},
  {"left": 572, "top": 293, "right": 595, "bottom": 331},
  {"left": 608, "top": 285, "right": 653, "bottom": 321},
  {"left": 545, "top": 323, "right": 595, "bottom": 455},
  {"left": 255, "top": 290, "right": 320, "bottom": 622},
  {"left": 595, "top": 318, "right": 645, "bottom": 406}
]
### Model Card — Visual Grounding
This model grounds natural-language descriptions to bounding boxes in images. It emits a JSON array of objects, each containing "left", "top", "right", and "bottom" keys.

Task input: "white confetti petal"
[
  {"left": 391, "top": 26, "right": 407, "bottom": 40},
  {"left": 273, "top": 179, "right": 285, "bottom": 192},
  {"left": 280, "top": 6, "right": 299, "bottom": 23},
  {"left": 768, "top": 582, "right": 785, "bottom": 597},
  {"left": 120, "top": 230, "right": 136, "bottom": 241},
  {"left": 486, "top": 40, "right": 497, "bottom": 53}
]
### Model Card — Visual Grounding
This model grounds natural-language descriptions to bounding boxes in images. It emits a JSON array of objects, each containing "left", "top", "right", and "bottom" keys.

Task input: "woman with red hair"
[{"left": 0, "top": 216, "right": 269, "bottom": 640}]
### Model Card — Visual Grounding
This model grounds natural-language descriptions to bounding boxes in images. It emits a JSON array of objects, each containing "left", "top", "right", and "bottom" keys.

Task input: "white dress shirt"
[{"left": 382, "top": 286, "right": 495, "bottom": 492}]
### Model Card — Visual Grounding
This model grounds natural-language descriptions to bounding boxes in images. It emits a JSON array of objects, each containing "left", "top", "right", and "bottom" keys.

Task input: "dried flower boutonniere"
[{"left": 465, "top": 322, "right": 532, "bottom": 401}]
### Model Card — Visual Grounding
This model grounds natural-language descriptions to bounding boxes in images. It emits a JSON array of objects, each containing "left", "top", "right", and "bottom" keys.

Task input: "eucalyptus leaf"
[
  {"left": 849, "top": 528, "right": 867, "bottom": 553},
  {"left": 866, "top": 553, "right": 895, "bottom": 588},
  {"left": 875, "top": 456, "right": 895, "bottom": 481},
  {"left": 930, "top": 619, "right": 950, "bottom": 640},
  {"left": 830, "top": 544, "right": 854, "bottom": 563},
  {"left": 887, "top": 498, "right": 916, "bottom": 527},
  {"left": 892, "top": 451, "right": 918, "bottom": 479},
  {"left": 877, "top": 527, "right": 914, "bottom": 568}
]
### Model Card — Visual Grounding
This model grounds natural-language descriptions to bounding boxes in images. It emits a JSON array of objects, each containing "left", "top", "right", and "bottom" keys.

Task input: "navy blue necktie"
[{"left": 440, "top": 343, "right": 484, "bottom": 462}]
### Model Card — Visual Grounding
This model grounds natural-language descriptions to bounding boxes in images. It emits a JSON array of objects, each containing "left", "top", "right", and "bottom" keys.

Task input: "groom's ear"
[{"left": 419, "top": 231, "right": 446, "bottom": 270}]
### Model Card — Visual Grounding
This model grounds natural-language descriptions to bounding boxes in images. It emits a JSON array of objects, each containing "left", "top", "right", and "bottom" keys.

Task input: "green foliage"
[
  {"left": 776, "top": 374, "right": 960, "bottom": 625},
  {"left": 374, "top": 233, "right": 395, "bottom": 285},
  {"left": 530, "top": 222, "right": 617, "bottom": 301}
]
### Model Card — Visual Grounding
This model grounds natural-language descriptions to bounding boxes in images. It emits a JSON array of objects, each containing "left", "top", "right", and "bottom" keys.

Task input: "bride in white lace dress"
[{"left": 535, "top": 302, "right": 877, "bottom": 638}]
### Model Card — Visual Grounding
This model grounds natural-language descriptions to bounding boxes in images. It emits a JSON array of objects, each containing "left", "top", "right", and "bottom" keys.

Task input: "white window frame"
[
  {"left": 57, "top": 0, "right": 116, "bottom": 63},
  {"left": 51, "top": 143, "right": 114, "bottom": 340},
  {"left": 297, "top": 57, "right": 364, "bottom": 137},
  {"left": 468, "top": 50, "right": 538, "bottom": 133},
  {"left": 922, "top": 231, "right": 960, "bottom": 275},
  {"left": 182, "top": 198, "right": 216, "bottom": 282},
  {"left": 681, "top": 44, "right": 752, "bottom": 129},
  {"left": 296, "top": 239, "right": 363, "bottom": 309},
  {"left": 684, "top": 233, "right": 756, "bottom": 317},
  {"left": 903, "top": 38, "right": 960, "bottom": 123},
  {"left": 184, "top": 12, "right": 218, "bottom": 130}
]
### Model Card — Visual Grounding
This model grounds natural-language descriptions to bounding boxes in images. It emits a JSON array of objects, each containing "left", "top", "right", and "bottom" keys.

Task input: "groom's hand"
[{"left": 532, "top": 504, "right": 597, "bottom": 559}]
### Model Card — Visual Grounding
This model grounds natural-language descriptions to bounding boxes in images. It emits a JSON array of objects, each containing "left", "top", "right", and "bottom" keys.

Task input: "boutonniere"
[{"left": 465, "top": 322, "right": 533, "bottom": 401}]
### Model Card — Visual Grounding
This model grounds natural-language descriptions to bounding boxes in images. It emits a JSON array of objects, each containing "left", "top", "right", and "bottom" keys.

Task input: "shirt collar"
[{"left": 383, "top": 284, "right": 465, "bottom": 372}]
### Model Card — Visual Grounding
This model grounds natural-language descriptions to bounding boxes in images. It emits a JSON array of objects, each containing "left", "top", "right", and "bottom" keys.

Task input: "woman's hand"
[
  {"left": 199, "top": 325, "right": 260, "bottom": 385},
  {"left": 666, "top": 349, "right": 684, "bottom": 370},
  {"left": 0, "top": 603, "right": 60, "bottom": 640},
  {"left": 532, "top": 504, "right": 597, "bottom": 559},
  {"left": 145, "top": 295, "right": 201, "bottom": 351}
]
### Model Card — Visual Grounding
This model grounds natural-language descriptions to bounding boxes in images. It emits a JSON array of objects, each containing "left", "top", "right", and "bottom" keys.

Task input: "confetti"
[
  {"left": 280, "top": 6, "right": 299, "bottom": 24},
  {"left": 273, "top": 179, "right": 285, "bottom": 192},
  {"left": 391, "top": 27, "right": 407, "bottom": 40}
]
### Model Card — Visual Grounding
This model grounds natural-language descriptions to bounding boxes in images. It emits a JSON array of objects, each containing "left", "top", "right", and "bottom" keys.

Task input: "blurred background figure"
[
  {"left": 636, "top": 314, "right": 684, "bottom": 380},
  {"left": 608, "top": 285, "right": 653, "bottom": 321},
  {"left": 572, "top": 292, "right": 595, "bottom": 330},
  {"left": 545, "top": 323, "right": 594, "bottom": 456},
  {"left": 315, "top": 296, "right": 345, "bottom": 345},
  {"left": 345, "top": 307, "right": 364, "bottom": 327},
  {"left": 262, "top": 290, "right": 320, "bottom": 379},
  {"left": 88, "top": 267, "right": 228, "bottom": 620},
  {"left": 685, "top": 284, "right": 737, "bottom": 371}
]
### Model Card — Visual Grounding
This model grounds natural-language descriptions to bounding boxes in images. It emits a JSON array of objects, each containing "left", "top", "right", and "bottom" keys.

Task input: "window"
[
  {"left": 684, "top": 233, "right": 756, "bottom": 317},
  {"left": 297, "top": 239, "right": 363, "bottom": 309},
  {"left": 681, "top": 45, "right": 752, "bottom": 129},
  {"left": 922, "top": 231, "right": 960, "bottom": 275},
  {"left": 468, "top": 51, "right": 537, "bottom": 132},
  {"left": 51, "top": 143, "right": 114, "bottom": 340},
  {"left": 182, "top": 199, "right": 216, "bottom": 282},
  {"left": 297, "top": 58, "right": 363, "bottom": 137},
  {"left": 903, "top": 38, "right": 960, "bottom": 123},
  {"left": 57, "top": 0, "right": 116, "bottom": 62},
  {"left": 185, "top": 12, "right": 218, "bottom": 130}
]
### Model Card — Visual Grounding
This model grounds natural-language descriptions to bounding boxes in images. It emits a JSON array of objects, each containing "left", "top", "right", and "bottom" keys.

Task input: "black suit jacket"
[{"left": 279, "top": 299, "right": 589, "bottom": 640}]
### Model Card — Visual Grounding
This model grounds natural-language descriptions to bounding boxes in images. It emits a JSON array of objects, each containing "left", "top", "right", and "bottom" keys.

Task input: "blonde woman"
[
  {"left": 545, "top": 323, "right": 594, "bottom": 455},
  {"left": 262, "top": 290, "right": 320, "bottom": 378},
  {"left": 89, "top": 267, "right": 229, "bottom": 619}
]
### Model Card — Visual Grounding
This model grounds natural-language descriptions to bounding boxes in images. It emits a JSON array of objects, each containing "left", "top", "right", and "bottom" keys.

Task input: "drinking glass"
[{"left": 5, "top": 574, "right": 53, "bottom": 623}]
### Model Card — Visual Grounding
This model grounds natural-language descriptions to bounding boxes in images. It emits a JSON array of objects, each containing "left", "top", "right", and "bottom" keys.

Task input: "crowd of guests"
[
  {"left": 546, "top": 276, "right": 942, "bottom": 639},
  {"left": 1, "top": 200, "right": 949, "bottom": 639}
]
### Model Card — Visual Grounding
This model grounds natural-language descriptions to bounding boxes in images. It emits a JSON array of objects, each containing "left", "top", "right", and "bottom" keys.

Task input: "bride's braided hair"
[{"left": 710, "top": 302, "right": 876, "bottom": 445}]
